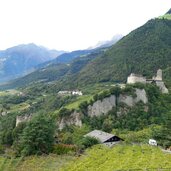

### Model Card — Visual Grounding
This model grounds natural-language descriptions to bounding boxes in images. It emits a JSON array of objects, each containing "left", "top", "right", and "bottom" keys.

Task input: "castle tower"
[{"left": 156, "top": 69, "right": 162, "bottom": 81}]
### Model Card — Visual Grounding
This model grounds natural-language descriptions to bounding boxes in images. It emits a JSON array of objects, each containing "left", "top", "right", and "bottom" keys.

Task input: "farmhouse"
[
  {"left": 72, "top": 90, "right": 83, "bottom": 96},
  {"left": 58, "top": 90, "right": 83, "bottom": 96},
  {"left": 84, "top": 130, "right": 123, "bottom": 147}
]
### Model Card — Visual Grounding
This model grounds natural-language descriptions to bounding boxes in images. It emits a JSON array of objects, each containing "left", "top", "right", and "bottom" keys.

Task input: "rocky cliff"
[
  {"left": 87, "top": 89, "right": 148, "bottom": 117},
  {"left": 88, "top": 95, "right": 116, "bottom": 117},
  {"left": 58, "top": 111, "right": 82, "bottom": 130},
  {"left": 118, "top": 89, "right": 148, "bottom": 107}
]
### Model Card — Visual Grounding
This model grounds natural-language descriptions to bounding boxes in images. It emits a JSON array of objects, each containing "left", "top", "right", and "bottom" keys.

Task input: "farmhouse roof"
[{"left": 84, "top": 130, "right": 115, "bottom": 143}]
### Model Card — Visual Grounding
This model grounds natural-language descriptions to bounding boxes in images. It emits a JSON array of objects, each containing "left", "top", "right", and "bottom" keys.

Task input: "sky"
[{"left": 0, "top": 0, "right": 171, "bottom": 51}]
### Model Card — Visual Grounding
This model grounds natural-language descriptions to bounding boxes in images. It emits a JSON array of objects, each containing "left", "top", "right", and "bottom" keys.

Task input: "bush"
[
  {"left": 58, "top": 108, "right": 73, "bottom": 118},
  {"left": 53, "top": 144, "right": 77, "bottom": 155},
  {"left": 0, "top": 145, "right": 5, "bottom": 154},
  {"left": 80, "top": 136, "right": 99, "bottom": 149}
]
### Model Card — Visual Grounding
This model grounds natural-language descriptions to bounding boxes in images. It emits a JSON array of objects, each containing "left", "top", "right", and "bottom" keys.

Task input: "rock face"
[
  {"left": 58, "top": 111, "right": 82, "bottom": 130},
  {"left": 16, "top": 115, "right": 31, "bottom": 127},
  {"left": 156, "top": 81, "right": 169, "bottom": 94},
  {"left": 88, "top": 89, "right": 148, "bottom": 117},
  {"left": 88, "top": 95, "right": 116, "bottom": 117},
  {"left": 118, "top": 88, "right": 148, "bottom": 107}
]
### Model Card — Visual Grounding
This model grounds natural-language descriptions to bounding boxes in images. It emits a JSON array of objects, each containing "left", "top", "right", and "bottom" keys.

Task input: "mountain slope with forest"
[{"left": 72, "top": 18, "right": 171, "bottom": 86}]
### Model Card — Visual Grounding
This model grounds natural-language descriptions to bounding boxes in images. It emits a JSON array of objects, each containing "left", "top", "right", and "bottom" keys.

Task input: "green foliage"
[
  {"left": 0, "top": 112, "right": 17, "bottom": 145},
  {"left": 118, "top": 126, "right": 160, "bottom": 143},
  {"left": 0, "top": 154, "right": 75, "bottom": 171},
  {"left": 58, "top": 108, "right": 73, "bottom": 118},
  {"left": 58, "top": 125, "right": 91, "bottom": 146},
  {"left": 53, "top": 144, "right": 77, "bottom": 155},
  {"left": 0, "top": 145, "right": 5, "bottom": 154},
  {"left": 80, "top": 136, "right": 99, "bottom": 149},
  {"left": 78, "top": 101, "right": 88, "bottom": 115},
  {"left": 16, "top": 114, "right": 56, "bottom": 156},
  {"left": 152, "top": 111, "right": 171, "bottom": 148},
  {"left": 62, "top": 144, "right": 171, "bottom": 171},
  {"left": 12, "top": 122, "right": 27, "bottom": 149}
]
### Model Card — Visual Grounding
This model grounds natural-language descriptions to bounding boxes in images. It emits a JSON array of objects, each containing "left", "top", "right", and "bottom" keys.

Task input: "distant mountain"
[
  {"left": 166, "top": 8, "right": 171, "bottom": 14},
  {"left": 88, "top": 34, "right": 123, "bottom": 49},
  {"left": 37, "top": 49, "right": 95, "bottom": 69},
  {"left": 0, "top": 43, "right": 65, "bottom": 82},
  {"left": 1, "top": 48, "right": 106, "bottom": 89},
  {"left": 25, "top": 36, "right": 122, "bottom": 69}
]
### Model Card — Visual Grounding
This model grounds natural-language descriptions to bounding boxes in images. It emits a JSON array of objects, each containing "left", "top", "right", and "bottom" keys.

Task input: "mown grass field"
[
  {"left": 65, "top": 95, "right": 93, "bottom": 110},
  {"left": 61, "top": 144, "right": 171, "bottom": 171}
]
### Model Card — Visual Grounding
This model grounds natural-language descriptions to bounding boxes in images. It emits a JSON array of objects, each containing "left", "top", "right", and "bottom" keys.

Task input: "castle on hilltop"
[{"left": 127, "top": 69, "right": 168, "bottom": 94}]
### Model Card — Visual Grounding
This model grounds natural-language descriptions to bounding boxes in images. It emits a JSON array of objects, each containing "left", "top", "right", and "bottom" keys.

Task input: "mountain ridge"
[{"left": 0, "top": 43, "right": 66, "bottom": 82}]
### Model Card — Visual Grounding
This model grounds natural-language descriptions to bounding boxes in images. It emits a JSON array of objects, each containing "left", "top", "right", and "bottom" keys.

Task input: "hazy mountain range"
[
  {"left": 0, "top": 43, "right": 66, "bottom": 82},
  {"left": 0, "top": 35, "right": 122, "bottom": 83}
]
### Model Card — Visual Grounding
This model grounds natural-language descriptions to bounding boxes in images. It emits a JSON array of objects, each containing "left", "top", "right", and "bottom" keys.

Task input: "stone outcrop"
[
  {"left": 156, "top": 81, "right": 169, "bottom": 94},
  {"left": 87, "top": 95, "right": 116, "bottom": 117},
  {"left": 119, "top": 88, "right": 148, "bottom": 107},
  {"left": 16, "top": 115, "right": 32, "bottom": 127},
  {"left": 58, "top": 111, "right": 82, "bottom": 130},
  {"left": 135, "top": 89, "right": 148, "bottom": 104},
  {"left": 87, "top": 89, "right": 148, "bottom": 117}
]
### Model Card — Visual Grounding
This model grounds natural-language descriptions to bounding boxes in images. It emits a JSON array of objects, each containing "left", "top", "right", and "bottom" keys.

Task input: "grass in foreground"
[
  {"left": 0, "top": 154, "right": 75, "bottom": 171},
  {"left": 61, "top": 144, "right": 171, "bottom": 171}
]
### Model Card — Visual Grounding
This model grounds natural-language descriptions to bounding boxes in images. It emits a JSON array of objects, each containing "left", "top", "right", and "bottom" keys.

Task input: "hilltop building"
[
  {"left": 127, "top": 69, "right": 168, "bottom": 94},
  {"left": 127, "top": 73, "right": 146, "bottom": 84}
]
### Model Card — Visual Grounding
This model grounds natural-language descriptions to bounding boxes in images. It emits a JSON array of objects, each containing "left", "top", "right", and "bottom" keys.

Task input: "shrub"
[
  {"left": 53, "top": 144, "right": 77, "bottom": 155},
  {"left": 58, "top": 108, "right": 73, "bottom": 118},
  {"left": 0, "top": 145, "right": 5, "bottom": 154},
  {"left": 80, "top": 136, "right": 99, "bottom": 149}
]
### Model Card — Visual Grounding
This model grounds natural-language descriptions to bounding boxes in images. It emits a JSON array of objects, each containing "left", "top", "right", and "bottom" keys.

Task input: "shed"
[{"left": 84, "top": 130, "right": 123, "bottom": 147}]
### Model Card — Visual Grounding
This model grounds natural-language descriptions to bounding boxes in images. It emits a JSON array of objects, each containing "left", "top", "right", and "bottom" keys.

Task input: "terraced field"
[{"left": 61, "top": 144, "right": 171, "bottom": 171}]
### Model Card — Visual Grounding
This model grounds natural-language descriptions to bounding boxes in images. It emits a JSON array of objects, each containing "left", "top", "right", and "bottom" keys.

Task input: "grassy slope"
[
  {"left": 0, "top": 154, "right": 75, "bottom": 171},
  {"left": 61, "top": 144, "right": 171, "bottom": 171},
  {"left": 65, "top": 95, "right": 93, "bottom": 110}
]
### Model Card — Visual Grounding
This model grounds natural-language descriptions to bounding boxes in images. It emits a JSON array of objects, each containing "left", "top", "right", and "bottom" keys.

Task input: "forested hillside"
[{"left": 70, "top": 18, "right": 171, "bottom": 86}]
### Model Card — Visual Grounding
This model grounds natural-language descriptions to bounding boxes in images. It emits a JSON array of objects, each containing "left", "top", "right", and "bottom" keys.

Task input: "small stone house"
[{"left": 84, "top": 130, "right": 123, "bottom": 147}]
